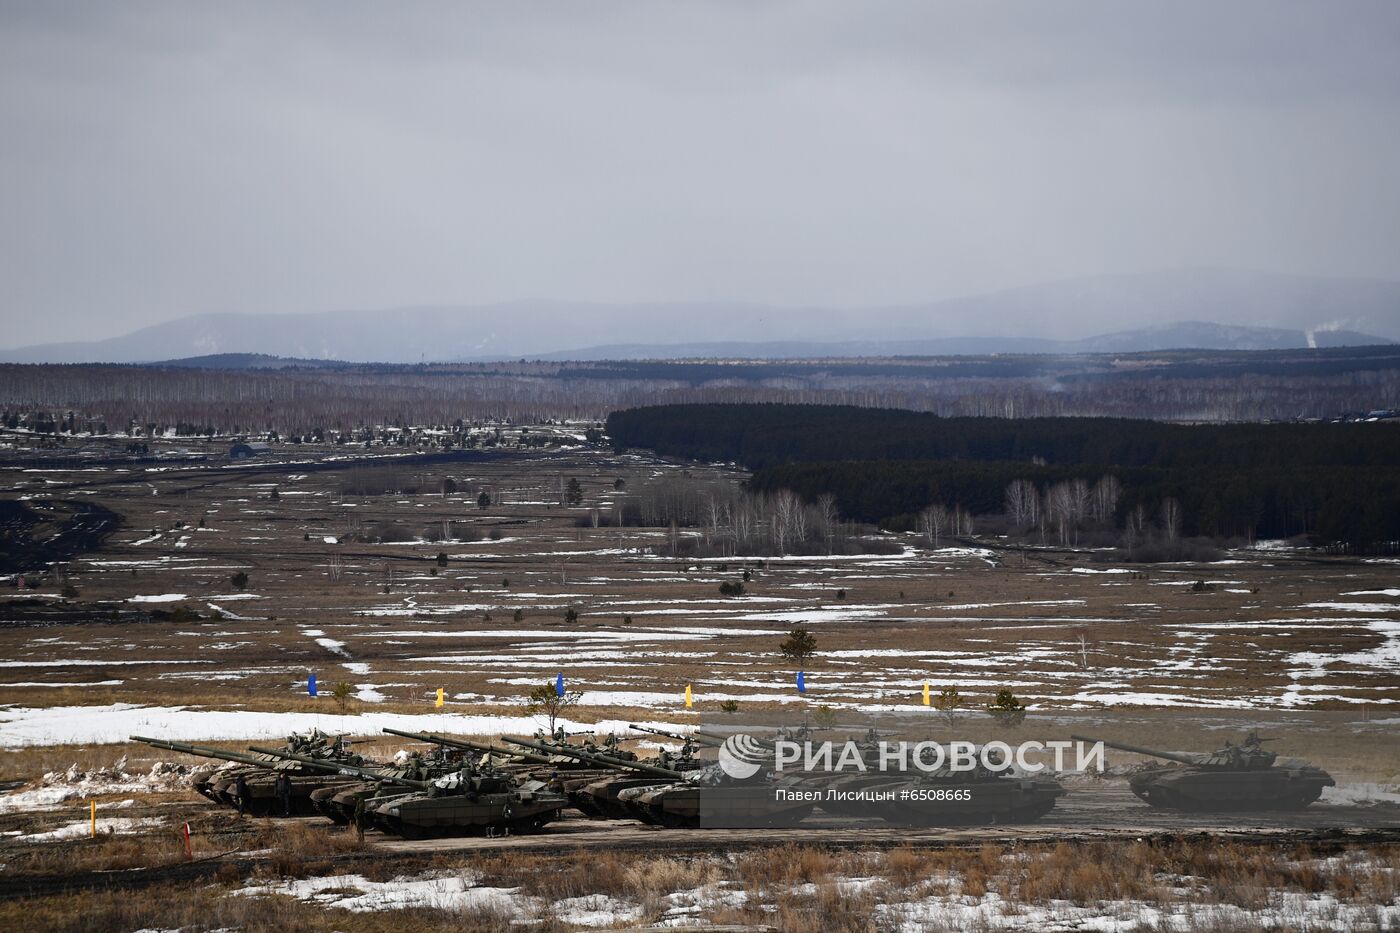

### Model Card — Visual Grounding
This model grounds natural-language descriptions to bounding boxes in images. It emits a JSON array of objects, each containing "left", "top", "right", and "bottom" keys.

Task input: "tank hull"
[
  {"left": 370, "top": 791, "right": 568, "bottom": 838},
  {"left": 621, "top": 782, "right": 815, "bottom": 828},
  {"left": 859, "top": 777, "right": 1064, "bottom": 826},
  {"left": 228, "top": 772, "right": 363, "bottom": 817},
  {"left": 1127, "top": 767, "right": 1334, "bottom": 811},
  {"left": 577, "top": 777, "right": 673, "bottom": 819}
]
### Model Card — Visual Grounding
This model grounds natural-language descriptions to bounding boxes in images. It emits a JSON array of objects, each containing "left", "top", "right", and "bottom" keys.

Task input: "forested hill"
[
  {"left": 605, "top": 404, "right": 1400, "bottom": 471},
  {"left": 606, "top": 404, "right": 1400, "bottom": 548}
]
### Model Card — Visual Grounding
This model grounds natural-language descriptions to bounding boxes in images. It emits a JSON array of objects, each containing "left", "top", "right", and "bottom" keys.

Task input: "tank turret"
[{"left": 1071, "top": 733, "right": 1334, "bottom": 811}]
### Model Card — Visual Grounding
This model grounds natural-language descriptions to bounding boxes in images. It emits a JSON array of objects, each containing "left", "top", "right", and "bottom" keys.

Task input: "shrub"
[
  {"left": 988, "top": 688, "right": 1028, "bottom": 727},
  {"left": 780, "top": 626, "right": 817, "bottom": 663},
  {"left": 230, "top": 570, "right": 249, "bottom": 589}
]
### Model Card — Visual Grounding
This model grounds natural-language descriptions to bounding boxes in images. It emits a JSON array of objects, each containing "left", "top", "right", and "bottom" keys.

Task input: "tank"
[
  {"left": 506, "top": 736, "right": 815, "bottom": 828},
  {"left": 183, "top": 729, "right": 345, "bottom": 805},
  {"left": 1071, "top": 732, "right": 1336, "bottom": 811},
  {"left": 133, "top": 735, "right": 366, "bottom": 816},
  {"left": 259, "top": 747, "right": 568, "bottom": 838},
  {"left": 833, "top": 757, "right": 1065, "bottom": 826},
  {"left": 301, "top": 747, "right": 464, "bottom": 824},
  {"left": 505, "top": 734, "right": 707, "bottom": 819}
]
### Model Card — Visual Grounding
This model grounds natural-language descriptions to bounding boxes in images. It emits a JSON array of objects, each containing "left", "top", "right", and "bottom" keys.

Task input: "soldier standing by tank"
[
  {"left": 353, "top": 795, "right": 366, "bottom": 843},
  {"left": 235, "top": 773, "right": 250, "bottom": 817},
  {"left": 275, "top": 771, "right": 293, "bottom": 816}
]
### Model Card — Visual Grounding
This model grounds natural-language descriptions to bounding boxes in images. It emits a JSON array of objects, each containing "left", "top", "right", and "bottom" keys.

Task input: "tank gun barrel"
[
  {"left": 503, "top": 736, "right": 684, "bottom": 780},
  {"left": 132, "top": 736, "right": 277, "bottom": 769},
  {"left": 247, "top": 746, "right": 430, "bottom": 788},
  {"left": 1070, "top": 734, "right": 1198, "bottom": 766},
  {"left": 695, "top": 729, "right": 776, "bottom": 752},
  {"left": 628, "top": 724, "right": 722, "bottom": 747},
  {"left": 380, "top": 728, "right": 554, "bottom": 764}
]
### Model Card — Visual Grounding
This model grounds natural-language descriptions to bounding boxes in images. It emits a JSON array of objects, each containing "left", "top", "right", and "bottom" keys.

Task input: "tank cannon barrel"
[
  {"left": 132, "top": 736, "right": 279, "bottom": 769},
  {"left": 247, "top": 746, "right": 431, "bottom": 789},
  {"left": 380, "top": 728, "right": 554, "bottom": 765},
  {"left": 1070, "top": 734, "right": 1199, "bottom": 766},
  {"left": 629, "top": 724, "right": 722, "bottom": 747},
  {"left": 696, "top": 729, "right": 776, "bottom": 752},
  {"left": 503, "top": 737, "right": 685, "bottom": 780}
]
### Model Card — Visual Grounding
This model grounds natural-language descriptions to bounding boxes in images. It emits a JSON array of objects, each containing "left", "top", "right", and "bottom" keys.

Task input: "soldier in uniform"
[
  {"left": 275, "top": 771, "right": 293, "bottom": 816},
  {"left": 353, "top": 795, "right": 366, "bottom": 843}
]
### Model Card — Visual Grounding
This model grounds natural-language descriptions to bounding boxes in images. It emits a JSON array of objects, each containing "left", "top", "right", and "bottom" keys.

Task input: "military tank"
[
  {"left": 181, "top": 729, "right": 348, "bottom": 806},
  {"left": 506, "top": 736, "right": 815, "bottom": 828},
  {"left": 260, "top": 747, "right": 567, "bottom": 838},
  {"left": 304, "top": 745, "right": 465, "bottom": 824},
  {"left": 838, "top": 756, "right": 1066, "bottom": 826},
  {"left": 134, "top": 735, "right": 366, "bottom": 816},
  {"left": 1071, "top": 732, "right": 1335, "bottom": 811},
  {"left": 504, "top": 734, "right": 707, "bottom": 818}
]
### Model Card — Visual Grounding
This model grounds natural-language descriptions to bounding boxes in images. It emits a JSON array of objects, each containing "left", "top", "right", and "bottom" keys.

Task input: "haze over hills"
[{"left": 3, "top": 268, "right": 1397, "bottom": 364}]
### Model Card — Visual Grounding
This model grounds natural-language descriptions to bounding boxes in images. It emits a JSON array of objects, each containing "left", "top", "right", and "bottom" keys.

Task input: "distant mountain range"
[
  {"left": 534, "top": 322, "right": 1393, "bottom": 361},
  {"left": 3, "top": 268, "right": 1397, "bottom": 364}
]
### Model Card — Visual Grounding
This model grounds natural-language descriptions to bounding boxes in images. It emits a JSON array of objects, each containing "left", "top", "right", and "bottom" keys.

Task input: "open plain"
[{"left": 3, "top": 436, "right": 1399, "bottom": 930}]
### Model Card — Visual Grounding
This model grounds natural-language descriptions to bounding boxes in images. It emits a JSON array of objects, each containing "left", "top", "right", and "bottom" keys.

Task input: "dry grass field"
[{"left": 3, "top": 441, "right": 1399, "bottom": 724}]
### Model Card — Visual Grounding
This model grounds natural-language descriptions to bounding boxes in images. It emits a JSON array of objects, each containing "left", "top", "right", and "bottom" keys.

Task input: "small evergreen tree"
[
  {"left": 988, "top": 688, "right": 1028, "bottom": 727},
  {"left": 779, "top": 626, "right": 817, "bottom": 664}
]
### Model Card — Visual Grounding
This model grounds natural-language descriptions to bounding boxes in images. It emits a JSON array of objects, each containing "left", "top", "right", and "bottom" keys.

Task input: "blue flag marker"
[
  {"left": 308, "top": 674, "right": 318, "bottom": 697},
  {"left": 555, "top": 672, "right": 565, "bottom": 697},
  {"left": 796, "top": 671, "right": 806, "bottom": 694}
]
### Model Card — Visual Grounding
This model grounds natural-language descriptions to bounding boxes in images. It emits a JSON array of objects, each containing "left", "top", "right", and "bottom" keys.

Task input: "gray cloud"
[{"left": 2, "top": 1, "right": 1399, "bottom": 345}]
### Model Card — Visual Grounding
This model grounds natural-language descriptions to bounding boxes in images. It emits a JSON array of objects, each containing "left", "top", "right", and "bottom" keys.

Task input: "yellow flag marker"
[
  {"left": 684, "top": 684, "right": 693, "bottom": 709},
  {"left": 922, "top": 682, "right": 931, "bottom": 706},
  {"left": 90, "top": 799, "right": 96, "bottom": 838},
  {"left": 435, "top": 687, "right": 445, "bottom": 708}
]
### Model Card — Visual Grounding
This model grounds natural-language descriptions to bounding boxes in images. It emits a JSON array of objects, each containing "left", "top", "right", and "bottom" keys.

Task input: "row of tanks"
[{"left": 133, "top": 726, "right": 1336, "bottom": 837}]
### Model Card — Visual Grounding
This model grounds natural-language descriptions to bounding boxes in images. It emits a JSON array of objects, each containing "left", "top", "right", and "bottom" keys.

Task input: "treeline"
[
  {"left": 610, "top": 404, "right": 1400, "bottom": 550},
  {"left": 606, "top": 404, "right": 1400, "bottom": 470},
  {"left": 584, "top": 474, "right": 895, "bottom": 558},
  {"left": 3, "top": 344, "right": 1399, "bottom": 434}
]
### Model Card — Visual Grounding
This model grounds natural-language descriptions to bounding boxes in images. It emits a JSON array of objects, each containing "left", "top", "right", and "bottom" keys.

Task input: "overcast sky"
[{"left": 2, "top": 1, "right": 1399, "bottom": 346}]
